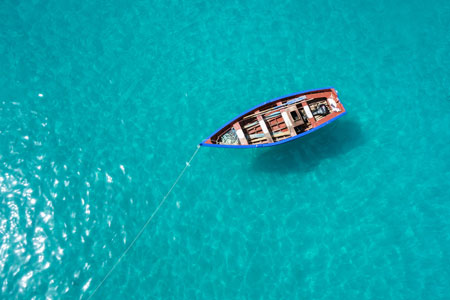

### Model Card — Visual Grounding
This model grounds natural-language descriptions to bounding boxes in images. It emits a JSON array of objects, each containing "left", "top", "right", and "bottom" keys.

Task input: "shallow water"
[{"left": 1, "top": 0, "right": 450, "bottom": 299}]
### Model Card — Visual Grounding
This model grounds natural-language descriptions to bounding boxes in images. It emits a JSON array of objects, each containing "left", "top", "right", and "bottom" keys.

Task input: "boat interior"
[{"left": 213, "top": 90, "right": 342, "bottom": 146}]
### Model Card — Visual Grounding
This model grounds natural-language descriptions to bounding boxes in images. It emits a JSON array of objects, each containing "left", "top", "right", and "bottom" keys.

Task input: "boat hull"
[{"left": 200, "top": 87, "right": 346, "bottom": 148}]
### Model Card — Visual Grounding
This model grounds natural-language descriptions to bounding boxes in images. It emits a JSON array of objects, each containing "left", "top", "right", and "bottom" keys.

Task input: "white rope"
[{"left": 87, "top": 145, "right": 201, "bottom": 299}]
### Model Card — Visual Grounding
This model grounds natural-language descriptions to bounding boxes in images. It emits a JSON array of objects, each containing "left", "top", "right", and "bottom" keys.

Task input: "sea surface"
[{"left": 1, "top": 0, "right": 450, "bottom": 299}]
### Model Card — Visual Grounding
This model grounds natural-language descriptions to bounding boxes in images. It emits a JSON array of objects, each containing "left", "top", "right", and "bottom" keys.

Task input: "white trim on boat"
[
  {"left": 281, "top": 111, "right": 293, "bottom": 127},
  {"left": 259, "top": 120, "right": 269, "bottom": 134},
  {"left": 236, "top": 129, "right": 245, "bottom": 139},
  {"left": 304, "top": 105, "right": 313, "bottom": 119}
]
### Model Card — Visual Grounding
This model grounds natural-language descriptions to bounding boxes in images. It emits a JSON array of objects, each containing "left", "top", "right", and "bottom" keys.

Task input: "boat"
[{"left": 200, "top": 87, "right": 346, "bottom": 148}]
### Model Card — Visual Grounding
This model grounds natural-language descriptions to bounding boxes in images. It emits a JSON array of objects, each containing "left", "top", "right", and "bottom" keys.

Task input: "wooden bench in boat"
[
  {"left": 256, "top": 114, "right": 274, "bottom": 143},
  {"left": 232, "top": 122, "right": 248, "bottom": 145},
  {"left": 302, "top": 102, "right": 317, "bottom": 126}
]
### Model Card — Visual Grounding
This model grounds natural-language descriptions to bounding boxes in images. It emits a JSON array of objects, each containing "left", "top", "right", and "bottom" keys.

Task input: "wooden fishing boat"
[{"left": 200, "top": 87, "right": 346, "bottom": 148}]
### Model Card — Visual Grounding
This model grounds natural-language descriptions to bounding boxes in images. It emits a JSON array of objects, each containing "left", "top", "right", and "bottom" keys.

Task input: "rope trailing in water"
[{"left": 88, "top": 145, "right": 201, "bottom": 299}]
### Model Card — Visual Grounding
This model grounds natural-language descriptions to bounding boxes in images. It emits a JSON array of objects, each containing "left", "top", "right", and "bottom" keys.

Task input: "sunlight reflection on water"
[{"left": 1, "top": 167, "right": 57, "bottom": 296}]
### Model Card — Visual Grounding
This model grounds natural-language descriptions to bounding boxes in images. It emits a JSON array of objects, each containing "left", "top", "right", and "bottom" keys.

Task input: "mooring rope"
[{"left": 87, "top": 145, "right": 201, "bottom": 299}]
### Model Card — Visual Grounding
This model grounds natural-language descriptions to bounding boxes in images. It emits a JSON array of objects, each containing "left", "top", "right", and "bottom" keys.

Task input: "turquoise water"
[{"left": 1, "top": 0, "right": 450, "bottom": 298}]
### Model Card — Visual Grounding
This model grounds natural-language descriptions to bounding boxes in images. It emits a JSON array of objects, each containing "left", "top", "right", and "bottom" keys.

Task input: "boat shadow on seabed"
[{"left": 251, "top": 118, "right": 365, "bottom": 174}]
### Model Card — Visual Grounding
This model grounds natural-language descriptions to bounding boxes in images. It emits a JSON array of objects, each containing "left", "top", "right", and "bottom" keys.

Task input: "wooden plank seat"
[
  {"left": 232, "top": 122, "right": 248, "bottom": 145},
  {"left": 256, "top": 115, "right": 274, "bottom": 143},
  {"left": 280, "top": 108, "right": 296, "bottom": 136}
]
